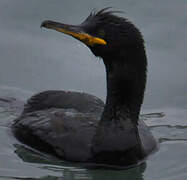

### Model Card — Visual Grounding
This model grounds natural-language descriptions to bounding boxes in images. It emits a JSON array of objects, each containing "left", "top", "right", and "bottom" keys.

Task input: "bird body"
[
  {"left": 13, "top": 90, "right": 156, "bottom": 167},
  {"left": 12, "top": 8, "right": 157, "bottom": 168}
]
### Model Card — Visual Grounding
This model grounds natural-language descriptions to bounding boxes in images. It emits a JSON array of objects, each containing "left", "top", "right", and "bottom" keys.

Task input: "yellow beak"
[{"left": 41, "top": 20, "right": 107, "bottom": 46}]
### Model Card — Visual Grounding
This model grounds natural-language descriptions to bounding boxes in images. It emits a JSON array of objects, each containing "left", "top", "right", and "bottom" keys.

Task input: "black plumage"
[{"left": 12, "top": 8, "right": 157, "bottom": 168}]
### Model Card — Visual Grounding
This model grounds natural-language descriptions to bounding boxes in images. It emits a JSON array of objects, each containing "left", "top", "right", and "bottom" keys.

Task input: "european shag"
[{"left": 12, "top": 8, "right": 157, "bottom": 168}]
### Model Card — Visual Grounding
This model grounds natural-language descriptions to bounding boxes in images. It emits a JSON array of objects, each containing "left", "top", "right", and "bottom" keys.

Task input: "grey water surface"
[{"left": 0, "top": 0, "right": 187, "bottom": 180}]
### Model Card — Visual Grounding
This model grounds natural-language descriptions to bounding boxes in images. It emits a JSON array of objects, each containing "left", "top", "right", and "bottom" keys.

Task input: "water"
[{"left": 1, "top": 0, "right": 187, "bottom": 179}]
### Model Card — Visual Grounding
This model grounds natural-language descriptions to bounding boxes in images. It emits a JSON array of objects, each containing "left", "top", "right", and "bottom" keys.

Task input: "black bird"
[{"left": 12, "top": 8, "right": 157, "bottom": 168}]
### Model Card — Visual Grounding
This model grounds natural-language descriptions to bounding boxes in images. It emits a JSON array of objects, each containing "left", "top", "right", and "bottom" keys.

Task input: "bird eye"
[{"left": 98, "top": 29, "right": 105, "bottom": 38}]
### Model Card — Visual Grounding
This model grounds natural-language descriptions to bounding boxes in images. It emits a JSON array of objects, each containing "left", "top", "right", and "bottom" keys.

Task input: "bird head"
[{"left": 41, "top": 8, "right": 145, "bottom": 60}]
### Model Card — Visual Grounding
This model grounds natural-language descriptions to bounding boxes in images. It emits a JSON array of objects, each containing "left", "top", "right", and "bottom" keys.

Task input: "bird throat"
[{"left": 101, "top": 55, "right": 146, "bottom": 124}]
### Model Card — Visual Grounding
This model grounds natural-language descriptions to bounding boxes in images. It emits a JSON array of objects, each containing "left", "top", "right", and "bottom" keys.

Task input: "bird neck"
[{"left": 101, "top": 50, "right": 147, "bottom": 124}]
